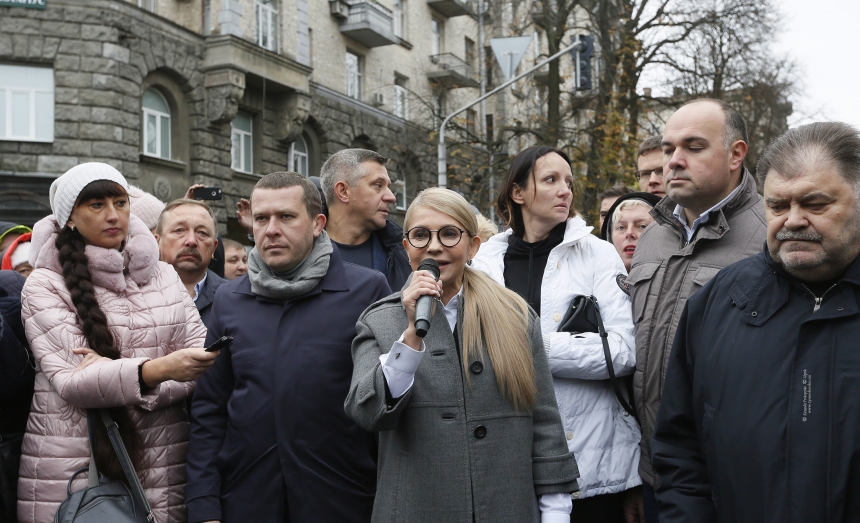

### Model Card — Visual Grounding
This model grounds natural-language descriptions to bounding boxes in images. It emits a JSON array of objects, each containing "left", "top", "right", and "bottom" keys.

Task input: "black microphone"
[{"left": 414, "top": 258, "right": 440, "bottom": 338}]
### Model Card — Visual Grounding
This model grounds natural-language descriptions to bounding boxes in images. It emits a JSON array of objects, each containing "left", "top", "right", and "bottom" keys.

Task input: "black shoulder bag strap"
[
  {"left": 589, "top": 297, "right": 639, "bottom": 423},
  {"left": 96, "top": 410, "right": 155, "bottom": 523}
]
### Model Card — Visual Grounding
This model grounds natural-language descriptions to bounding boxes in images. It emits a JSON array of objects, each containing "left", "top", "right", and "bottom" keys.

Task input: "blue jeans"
[{"left": 643, "top": 483, "right": 660, "bottom": 523}]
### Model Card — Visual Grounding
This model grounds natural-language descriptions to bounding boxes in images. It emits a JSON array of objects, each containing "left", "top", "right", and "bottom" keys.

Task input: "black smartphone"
[
  {"left": 193, "top": 186, "right": 223, "bottom": 200},
  {"left": 205, "top": 335, "right": 233, "bottom": 352}
]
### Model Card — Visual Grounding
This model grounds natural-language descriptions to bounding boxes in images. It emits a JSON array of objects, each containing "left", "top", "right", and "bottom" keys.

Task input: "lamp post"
[{"left": 436, "top": 38, "right": 584, "bottom": 188}]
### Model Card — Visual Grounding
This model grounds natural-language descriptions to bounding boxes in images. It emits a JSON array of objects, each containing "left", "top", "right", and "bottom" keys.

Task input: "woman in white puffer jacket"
[{"left": 472, "top": 146, "right": 641, "bottom": 522}]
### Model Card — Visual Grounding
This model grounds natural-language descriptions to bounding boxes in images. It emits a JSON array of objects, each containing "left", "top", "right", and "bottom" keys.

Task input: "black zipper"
[{"left": 800, "top": 283, "right": 839, "bottom": 312}]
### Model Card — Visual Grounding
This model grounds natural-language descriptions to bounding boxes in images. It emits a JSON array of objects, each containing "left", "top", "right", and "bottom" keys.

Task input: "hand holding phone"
[
  {"left": 205, "top": 336, "right": 233, "bottom": 352},
  {"left": 193, "top": 186, "right": 223, "bottom": 200}
]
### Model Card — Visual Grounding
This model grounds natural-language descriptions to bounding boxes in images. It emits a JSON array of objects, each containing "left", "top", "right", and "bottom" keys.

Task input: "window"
[
  {"left": 231, "top": 112, "right": 253, "bottom": 173},
  {"left": 138, "top": 0, "right": 154, "bottom": 12},
  {"left": 464, "top": 37, "right": 475, "bottom": 71},
  {"left": 257, "top": 0, "right": 278, "bottom": 52},
  {"left": 393, "top": 179, "right": 406, "bottom": 210},
  {"left": 346, "top": 51, "right": 362, "bottom": 100},
  {"left": 0, "top": 65, "right": 54, "bottom": 143},
  {"left": 392, "top": 0, "right": 405, "bottom": 39},
  {"left": 289, "top": 134, "right": 309, "bottom": 176},
  {"left": 484, "top": 46, "right": 494, "bottom": 88},
  {"left": 393, "top": 75, "right": 408, "bottom": 119},
  {"left": 465, "top": 108, "right": 477, "bottom": 134},
  {"left": 142, "top": 88, "right": 170, "bottom": 158},
  {"left": 431, "top": 19, "right": 443, "bottom": 55}
]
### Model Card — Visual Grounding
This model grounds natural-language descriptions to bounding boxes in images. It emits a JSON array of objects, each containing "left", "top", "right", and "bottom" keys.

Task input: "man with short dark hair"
[
  {"left": 598, "top": 183, "right": 635, "bottom": 229},
  {"left": 636, "top": 136, "right": 666, "bottom": 197},
  {"left": 652, "top": 121, "right": 860, "bottom": 522},
  {"left": 628, "top": 99, "right": 766, "bottom": 522},
  {"left": 320, "top": 149, "right": 411, "bottom": 291},
  {"left": 186, "top": 172, "right": 390, "bottom": 523},
  {"left": 155, "top": 199, "right": 226, "bottom": 327}
]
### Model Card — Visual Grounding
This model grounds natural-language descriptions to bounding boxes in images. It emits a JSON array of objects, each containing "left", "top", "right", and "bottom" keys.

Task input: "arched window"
[
  {"left": 142, "top": 88, "right": 170, "bottom": 159},
  {"left": 289, "top": 134, "right": 309, "bottom": 176}
]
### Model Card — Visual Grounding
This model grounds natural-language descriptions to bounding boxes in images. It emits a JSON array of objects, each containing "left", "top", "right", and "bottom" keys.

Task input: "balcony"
[
  {"left": 427, "top": 0, "right": 472, "bottom": 17},
  {"left": 339, "top": 1, "right": 398, "bottom": 48},
  {"left": 427, "top": 53, "right": 479, "bottom": 89}
]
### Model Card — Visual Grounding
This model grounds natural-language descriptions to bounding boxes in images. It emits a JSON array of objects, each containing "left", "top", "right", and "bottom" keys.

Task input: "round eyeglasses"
[
  {"left": 405, "top": 226, "right": 467, "bottom": 248},
  {"left": 635, "top": 166, "right": 664, "bottom": 181}
]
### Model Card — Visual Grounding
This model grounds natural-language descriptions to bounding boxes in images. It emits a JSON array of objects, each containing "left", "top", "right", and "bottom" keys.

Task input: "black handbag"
[
  {"left": 557, "top": 295, "right": 639, "bottom": 422},
  {"left": 54, "top": 410, "right": 153, "bottom": 523}
]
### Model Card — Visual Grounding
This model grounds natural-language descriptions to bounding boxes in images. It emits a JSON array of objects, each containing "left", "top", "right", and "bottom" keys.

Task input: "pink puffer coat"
[{"left": 17, "top": 214, "right": 207, "bottom": 523}]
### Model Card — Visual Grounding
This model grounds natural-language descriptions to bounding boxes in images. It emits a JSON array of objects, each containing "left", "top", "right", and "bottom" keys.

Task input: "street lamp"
[{"left": 436, "top": 38, "right": 584, "bottom": 188}]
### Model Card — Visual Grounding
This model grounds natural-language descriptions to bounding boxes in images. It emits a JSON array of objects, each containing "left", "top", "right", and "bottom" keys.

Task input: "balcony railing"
[
  {"left": 427, "top": 0, "right": 472, "bottom": 17},
  {"left": 339, "top": 1, "right": 398, "bottom": 48},
  {"left": 427, "top": 53, "right": 479, "bottom": 89}
]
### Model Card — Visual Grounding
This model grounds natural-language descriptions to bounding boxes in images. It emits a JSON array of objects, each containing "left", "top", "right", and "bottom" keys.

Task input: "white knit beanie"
[
  {"left": 50, "top": 162, "right": 129, "bottom": 227},
  {"left": 126, "top": 185, "right": 165, "bottom": 231},
  {"left": 10, "top": 241, "right": 30, "bottom": 269}
]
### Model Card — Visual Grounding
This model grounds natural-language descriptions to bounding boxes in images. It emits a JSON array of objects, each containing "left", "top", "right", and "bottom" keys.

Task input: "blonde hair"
[
  {"left": 474, "top": 213, "right": 498, "bottom": 242},
  {"left": 609, "top": 198, "right": 654, "bottom": 233},
  {"left": 405, "top": 188, "right": 537, "bottom": 410}
]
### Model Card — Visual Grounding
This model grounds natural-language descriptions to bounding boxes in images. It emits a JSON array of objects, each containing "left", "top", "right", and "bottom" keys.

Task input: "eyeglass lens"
[
  {"left": 407, "top": 226, "right": 463, "bottom": 248},
  {"left": 636, "top": 166, "right": 663, "bottom": 180}
]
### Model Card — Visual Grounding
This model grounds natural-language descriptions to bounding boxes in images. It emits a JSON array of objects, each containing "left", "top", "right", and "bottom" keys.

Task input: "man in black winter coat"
[
  {"left": 320, "top": 149, "right": 411, "bottom": 291},
  {"left": 0, "top": 270, "right": 34, "bottom": 521},
  {"left": 652, "top": 121, "right": 860, "bottom": 523}
]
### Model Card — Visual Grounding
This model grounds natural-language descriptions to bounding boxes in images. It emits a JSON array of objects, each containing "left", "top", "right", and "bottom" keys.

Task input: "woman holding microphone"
[
  {"left": 346, "top": 187, "right": 579, "bottom": 522},
  {"left": 18, "top": 163, "right": 215, "bottom": 523}
]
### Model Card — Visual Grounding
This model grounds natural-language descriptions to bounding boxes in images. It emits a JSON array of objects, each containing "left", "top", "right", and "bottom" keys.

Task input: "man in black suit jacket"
[{"left": 155, "top": 199, "right": 226, "bottom": 327}]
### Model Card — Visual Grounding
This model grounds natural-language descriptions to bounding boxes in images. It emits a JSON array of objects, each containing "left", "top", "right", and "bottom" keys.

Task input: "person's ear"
[
  {"left": 729, "top": 140, "right": 748, "bottom": 172},
  {"left": 333, "top": 181, "right": 351, "bottom": 204},
  {"left": 312, "top": 213, "right": 327, "bottom": 237},
  {"left": 511, "top": 184, "right": 527, "bottom": 206},
  {"left": 467, "top": 234, "right": 481, "bottom": 260}
]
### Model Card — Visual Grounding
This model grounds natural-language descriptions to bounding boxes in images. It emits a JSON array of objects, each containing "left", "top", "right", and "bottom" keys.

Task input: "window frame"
[
  {"left": 431, "top": 18, "right": 443, "bottom": 55},
  {"left": 346, "top": 51, "right": 363, "bottom": 100},
  {"left": 289, "top": 134, "right": 309, "bottom": 177},
  {"left": 393, "top": 75, "right": 408, "bottom": 119},
  {"left": 0, "top": 65, "right": 54, "bottom": 143},
  {"left": 231, "top": 113, "right": 254, "bottom": 174},
  {"left": 393, "top": 179, "right": 406, "bottom": 211},
  {"left": 141, "top": 88, "right": 171, "bottom": 159},
  {"left": 392, "top": 0, "right": 405, "bottom": 39},
  {"left": 257, "top": 0, "right": 278, "bottom": 52}
]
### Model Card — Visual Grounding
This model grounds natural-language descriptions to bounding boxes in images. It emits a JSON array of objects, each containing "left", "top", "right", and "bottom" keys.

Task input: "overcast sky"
[{"left": 775, "top": 0, "right": 860, "bottom": 129}]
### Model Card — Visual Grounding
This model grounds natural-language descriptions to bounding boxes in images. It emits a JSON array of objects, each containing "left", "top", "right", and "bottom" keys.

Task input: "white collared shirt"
[
  {"left": 378, "top": 287, "right": 571, "bottom": 520},
  {"left": 192, "top": 272, "right": 208, "bottom": 303},
  {"left": 672, "top": 181, "right": 743, "bottom": 242}
]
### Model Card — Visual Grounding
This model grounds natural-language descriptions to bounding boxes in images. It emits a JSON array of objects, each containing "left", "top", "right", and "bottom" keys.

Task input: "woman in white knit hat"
[{"left": 17, "top": 162, "right": 217, "bottom": 523}]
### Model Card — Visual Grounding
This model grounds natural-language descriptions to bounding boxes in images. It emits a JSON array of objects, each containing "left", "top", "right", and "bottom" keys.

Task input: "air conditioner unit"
[
  {"left": 329, "top": 0, "right": 349, "bottom": 19},
  {"left": 371, "top": 93, "right": 385, "bottom": 106}
]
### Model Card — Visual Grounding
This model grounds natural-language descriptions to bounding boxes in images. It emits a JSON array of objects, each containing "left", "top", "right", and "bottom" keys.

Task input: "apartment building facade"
[{"left": 0, "top": 0, "right": 483, "bottom": 234}]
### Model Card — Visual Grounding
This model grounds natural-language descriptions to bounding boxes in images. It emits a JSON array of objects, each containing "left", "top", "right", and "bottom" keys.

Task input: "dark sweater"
[{"left": 503, "top": 222, "right": 566, "bottom": 316}]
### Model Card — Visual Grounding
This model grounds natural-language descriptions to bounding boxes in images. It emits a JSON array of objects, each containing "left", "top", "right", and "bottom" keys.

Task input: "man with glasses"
[
  {"left": 627, "top": 99, "right": 766, "bottom": 523},
  {"left": 636, "top": 136, "right": 667, "bottom": 197}
]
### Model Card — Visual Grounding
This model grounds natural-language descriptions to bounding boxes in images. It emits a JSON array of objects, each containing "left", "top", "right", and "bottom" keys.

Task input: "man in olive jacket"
[
  {"left": 652, "top": 121, "right": 860, "bottom": 522},
  {"left": 628, "top": 99, "right": 766, "bottom": 518}
]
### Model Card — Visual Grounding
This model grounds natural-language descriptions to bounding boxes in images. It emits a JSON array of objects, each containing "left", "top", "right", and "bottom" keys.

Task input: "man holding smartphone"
[{"left": 186, "top": 172, "right": 390, "bottom": 523}]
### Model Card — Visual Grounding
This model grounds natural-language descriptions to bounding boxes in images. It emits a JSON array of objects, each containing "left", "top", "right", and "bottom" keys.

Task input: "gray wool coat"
[{"left": 345, "top": 291, "right": 579, "bottom": 523}]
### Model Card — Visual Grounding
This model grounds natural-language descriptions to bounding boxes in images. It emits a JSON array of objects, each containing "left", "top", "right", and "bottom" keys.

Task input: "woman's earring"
[
  {"left": 69, "top": 224, "right": 75, "bottom": 231},
  {"left": 467, "top": 258, "right": 473, "bottom": 266}
]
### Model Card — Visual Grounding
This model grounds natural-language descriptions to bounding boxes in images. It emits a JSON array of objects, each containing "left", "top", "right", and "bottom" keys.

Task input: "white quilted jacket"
[
  {"left": 17, "top": 214, "right": 207, "bottom": 523},
  {"left": 472, "top": 216, "right": 642, "bottom": 498}
]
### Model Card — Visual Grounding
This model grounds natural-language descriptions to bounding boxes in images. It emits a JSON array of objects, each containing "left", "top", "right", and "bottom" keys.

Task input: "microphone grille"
[{"left": 417, "top": 258, "right": 440, "bottom": 280}]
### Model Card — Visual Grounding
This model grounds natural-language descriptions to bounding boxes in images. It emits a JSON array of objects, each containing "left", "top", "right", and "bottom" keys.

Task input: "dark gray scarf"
[{"left": 248, "top": 230, "right": 332, "bottom": 300}]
